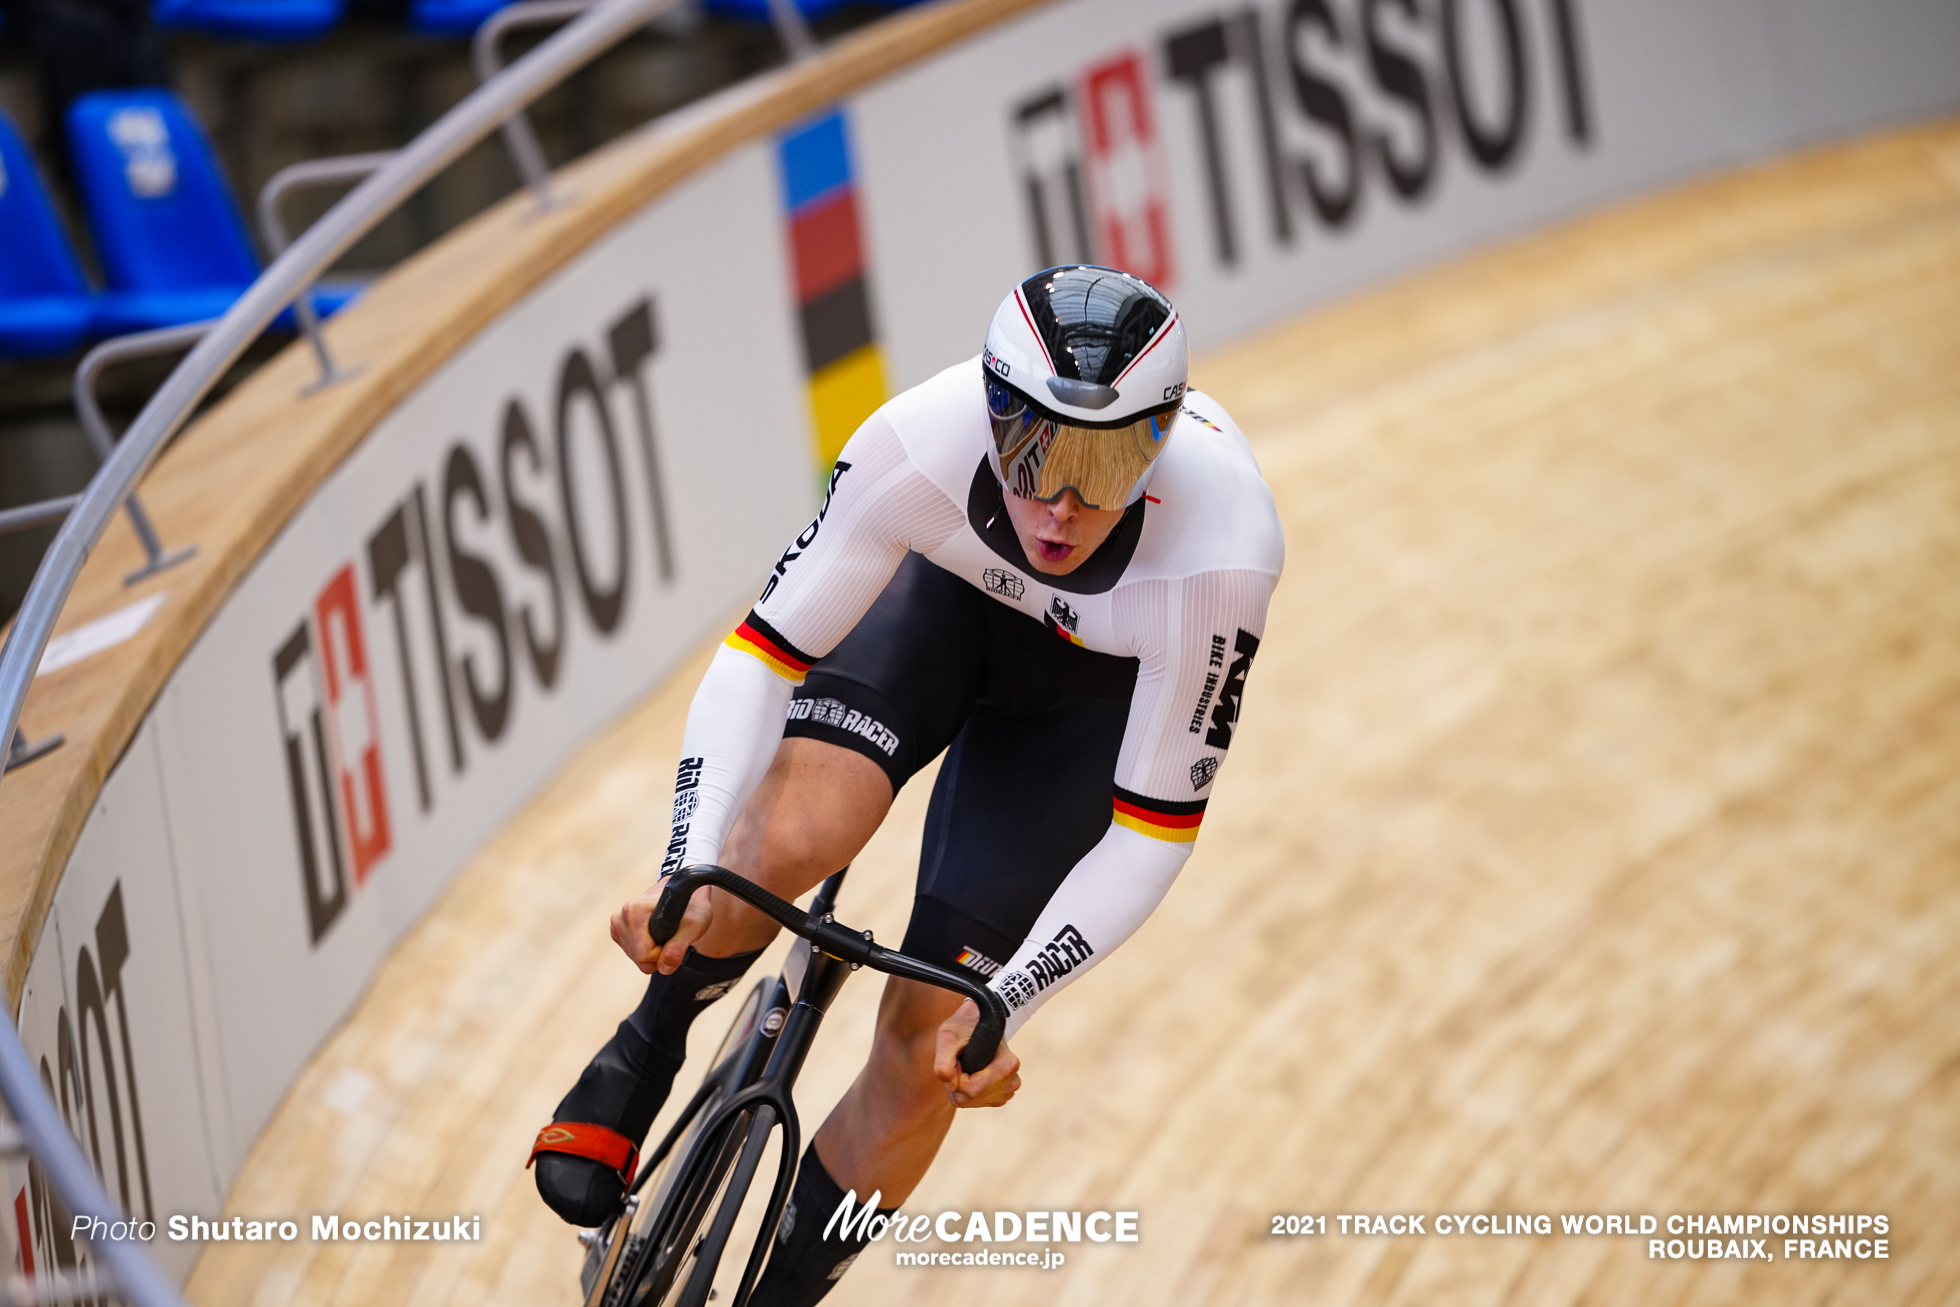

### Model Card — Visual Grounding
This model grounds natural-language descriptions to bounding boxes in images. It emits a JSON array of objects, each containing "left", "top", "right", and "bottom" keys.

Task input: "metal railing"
[{"left": 0, "top": 0, "right": 695, "bottom": 1299}]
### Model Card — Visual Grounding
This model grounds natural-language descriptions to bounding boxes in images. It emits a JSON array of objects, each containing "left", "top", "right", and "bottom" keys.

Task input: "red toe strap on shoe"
[{"left": 527, "top": 1122, "right": 640, "bottom": 1183}]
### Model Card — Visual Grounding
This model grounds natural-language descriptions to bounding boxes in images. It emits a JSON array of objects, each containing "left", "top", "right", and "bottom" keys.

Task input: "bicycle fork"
[{"left": 681, "top": 937, "right": 855, "bottom": 1307}]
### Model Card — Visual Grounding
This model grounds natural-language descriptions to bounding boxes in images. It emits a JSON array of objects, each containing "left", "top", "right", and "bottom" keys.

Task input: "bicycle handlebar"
[{"left": 651, "top": 865, "right": 1010, "bottom": 1076}]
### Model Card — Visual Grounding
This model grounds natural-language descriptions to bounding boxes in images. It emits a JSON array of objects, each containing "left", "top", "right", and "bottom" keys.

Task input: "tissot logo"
[
  {"left": 1011, "top": 0, "right": 1592, "bottom": 275},
  {"left": 1014, "top": 50, "right": 1175, "bottom": 285},
  {"left": 15, "top": 883, "right": 151, "bottom": 1285},
  {"left": 273, "top": 296, "right": 676, "bottom": 945}
]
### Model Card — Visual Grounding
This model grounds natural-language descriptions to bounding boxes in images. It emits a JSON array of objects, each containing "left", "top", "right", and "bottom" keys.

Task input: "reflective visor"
[{"left": 985, "top": 374, "right": 1176, "bottom": 508}]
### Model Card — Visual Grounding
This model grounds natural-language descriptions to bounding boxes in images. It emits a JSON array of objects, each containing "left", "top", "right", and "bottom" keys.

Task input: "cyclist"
[{"left": 529, "top": 265, "right": 1283, "bottom": 1304}]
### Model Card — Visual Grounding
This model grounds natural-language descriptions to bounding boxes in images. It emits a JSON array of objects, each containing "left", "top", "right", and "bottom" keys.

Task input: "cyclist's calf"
[{"left": 813, "top": 976, "right": 965, "bottom": 1206}]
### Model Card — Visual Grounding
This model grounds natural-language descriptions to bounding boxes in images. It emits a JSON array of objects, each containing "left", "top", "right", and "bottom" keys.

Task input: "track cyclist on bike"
[{"left": 530, "top": 265, "right": 1283, "bottom": 1304}]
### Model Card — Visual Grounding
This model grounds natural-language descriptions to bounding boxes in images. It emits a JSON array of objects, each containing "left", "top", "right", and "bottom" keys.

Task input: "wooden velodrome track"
[{"left": 180, "top": 121, "right": 1960, "bottom": 1307}]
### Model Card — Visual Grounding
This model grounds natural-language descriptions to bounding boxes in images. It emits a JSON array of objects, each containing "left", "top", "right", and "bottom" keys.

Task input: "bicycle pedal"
[{"left": 578, "top": 1230, "right": 600, "bottom": 1248}]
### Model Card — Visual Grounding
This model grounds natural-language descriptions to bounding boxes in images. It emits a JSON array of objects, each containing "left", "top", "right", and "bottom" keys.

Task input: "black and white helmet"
[{"left": 981, "top": 265, "right": 1188, "bottom": 509}]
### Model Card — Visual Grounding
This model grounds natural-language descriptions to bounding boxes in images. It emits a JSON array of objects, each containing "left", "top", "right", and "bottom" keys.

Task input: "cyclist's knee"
[{"left": 726, "top": 741, "right": 891, "bottom": 883}]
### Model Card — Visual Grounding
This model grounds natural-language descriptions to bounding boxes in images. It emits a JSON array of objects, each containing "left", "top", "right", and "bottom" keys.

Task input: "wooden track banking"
[{"left": 186, "top": 122, "right": 1960, "bottom": 1306}]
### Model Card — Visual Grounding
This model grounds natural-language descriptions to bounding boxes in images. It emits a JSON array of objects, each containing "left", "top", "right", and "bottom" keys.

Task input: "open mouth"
[{"left": 1035, "top": 538, "right": 1075, "bottom": 564}]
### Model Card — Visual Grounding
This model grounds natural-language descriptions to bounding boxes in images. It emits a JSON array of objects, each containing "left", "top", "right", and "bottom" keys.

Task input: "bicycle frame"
[{"left": 606, "top": 863, "right": 1011, "bottom": 1307}]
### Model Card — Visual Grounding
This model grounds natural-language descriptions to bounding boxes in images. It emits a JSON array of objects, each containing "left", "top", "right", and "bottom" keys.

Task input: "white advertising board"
[
  {"left": 7, "top": 0, "right": 1955, "bottom": 1286},
  {"left": 852, "top": 0, "right": 1960, "bottom": 383}
]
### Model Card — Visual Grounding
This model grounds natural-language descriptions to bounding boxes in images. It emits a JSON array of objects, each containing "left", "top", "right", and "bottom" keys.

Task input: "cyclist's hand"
[
  {"left": 933, "top": 999, "right": 1020, "bottom": 1109},
  {"left": 610, "top": 880, "right": 712, "bottom": 975}
]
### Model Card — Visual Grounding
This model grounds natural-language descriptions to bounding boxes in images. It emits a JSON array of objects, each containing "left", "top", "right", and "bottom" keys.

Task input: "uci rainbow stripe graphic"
[
  {"left": 725, "top": 613, "right": 815, "bottom": 682},
  {"left": 778, "top": 110, "right": 887, "bottom": 475},
  {"left": 1112, "top": 786, "right": 1206, "bottom": 843}
]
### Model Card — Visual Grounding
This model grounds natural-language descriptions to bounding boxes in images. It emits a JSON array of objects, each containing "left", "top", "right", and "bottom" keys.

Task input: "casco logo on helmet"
[{"left": 982, "top": 265, "right": 1190, "bottom": 509}]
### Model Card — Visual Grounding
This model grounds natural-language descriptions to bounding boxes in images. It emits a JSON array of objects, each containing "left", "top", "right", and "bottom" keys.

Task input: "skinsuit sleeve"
[
  {"left": 986, "top": 568, "right": 1277, "bottom": 1037},
  {"left": 659, "top": 414, "right": 964, "bottom": 874}
]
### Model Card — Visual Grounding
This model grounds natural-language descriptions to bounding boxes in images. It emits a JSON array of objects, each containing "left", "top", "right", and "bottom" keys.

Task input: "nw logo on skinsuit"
[{"left": 1204, "top": 628, "right": 1259, "bottom": 750}]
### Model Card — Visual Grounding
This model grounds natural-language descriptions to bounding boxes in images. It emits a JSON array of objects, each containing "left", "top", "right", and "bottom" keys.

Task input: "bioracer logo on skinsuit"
[
  {"left": 995, "top": 924, "right": 1094, "bottom": 1011},
  {"left": 661, "top": 756, "right": 704, "bottom": 875},
  {"left": 786, "top": 696, "right": 900, "bottom": 756}
]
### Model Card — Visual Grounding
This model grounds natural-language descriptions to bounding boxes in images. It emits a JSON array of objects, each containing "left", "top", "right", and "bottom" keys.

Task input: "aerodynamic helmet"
[{"left": 981, "top": 265, "right": 1188, "bottom": 509}]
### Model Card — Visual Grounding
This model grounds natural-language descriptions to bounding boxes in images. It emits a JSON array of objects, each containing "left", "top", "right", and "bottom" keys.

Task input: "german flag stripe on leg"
[
  {"left": 724, "top": 612, "right": 816, "bottom": 682},
  {"left": 1111, "top": 786, "right": 1206, "bottom": 843}
]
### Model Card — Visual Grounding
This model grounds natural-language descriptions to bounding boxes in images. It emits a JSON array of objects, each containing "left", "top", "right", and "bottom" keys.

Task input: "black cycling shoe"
[{"left": 533, "top": 1019, "right": 682, "bottom": 1226}]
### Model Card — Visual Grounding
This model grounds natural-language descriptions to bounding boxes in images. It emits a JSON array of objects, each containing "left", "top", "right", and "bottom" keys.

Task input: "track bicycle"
[{"left": 575, "top": 863, "right": 1009, "bottom": 1307}]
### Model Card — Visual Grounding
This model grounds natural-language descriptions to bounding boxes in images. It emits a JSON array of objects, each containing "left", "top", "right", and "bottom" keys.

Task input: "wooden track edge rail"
[{"left": 0, "top": 0, "right": 1055, "bottom": 1006}]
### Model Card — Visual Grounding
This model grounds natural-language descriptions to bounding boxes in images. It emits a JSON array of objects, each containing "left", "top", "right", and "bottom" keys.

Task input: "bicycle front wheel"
[
  {"left": 609, "top": 976, "right": 780, "bottom": 1307},
  {"left": 669, "top": 1103, "right": 781, "bottom": 1307}
]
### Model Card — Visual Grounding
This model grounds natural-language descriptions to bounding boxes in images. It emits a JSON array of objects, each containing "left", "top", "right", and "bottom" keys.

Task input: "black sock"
[
  {"left": 535, "top": 948, "right": 761, "bottom": 1226},
  {"left": 750, "top": 1145, "right": 894, "bottom": 1307},
  {"left": 627, "top": 946, "right": 764, "bottom": 1056}
]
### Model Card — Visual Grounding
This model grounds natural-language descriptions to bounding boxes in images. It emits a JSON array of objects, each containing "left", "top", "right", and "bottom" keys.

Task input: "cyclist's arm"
[
  {"left": 662, "top": 415, "right": 964, "bottom": 874},
  {"left": 986, "top": 568, "right": 1276, "bottom": 1036}
]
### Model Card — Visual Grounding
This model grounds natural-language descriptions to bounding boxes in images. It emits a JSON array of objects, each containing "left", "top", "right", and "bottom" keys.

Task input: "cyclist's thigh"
[
  {"left": 783, "top": 552, "right": 989, "bottom": 794},
  {"left": 900, "top": 605, "right": 1138, "bottom": 979}
]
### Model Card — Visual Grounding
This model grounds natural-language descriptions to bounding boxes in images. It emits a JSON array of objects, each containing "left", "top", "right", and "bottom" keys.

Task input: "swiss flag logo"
[
  {"left": 314, "top": 565, "right": 392, "bottom": 884},
  {"left": 1079, "top": 52, "right": 1175, "bottom": 289}
]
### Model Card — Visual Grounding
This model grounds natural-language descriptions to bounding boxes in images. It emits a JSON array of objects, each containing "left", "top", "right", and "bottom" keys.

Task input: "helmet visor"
[{"left": 985, "top": 374, "right": 1176, "bottom": 509}]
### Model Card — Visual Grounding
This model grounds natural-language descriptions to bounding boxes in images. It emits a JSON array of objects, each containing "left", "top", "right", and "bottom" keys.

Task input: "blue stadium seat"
[
  {"left": 702, "top": 0, "right": 929, "bottom": 19},
  {"left": 701, "top": 0, "right": 856, "bottom": 19},
  {"left": 66, "top": 89, "right": 357, "bottom": 334},
  {"left": 151, "top": 0, "right": 345, "bottom": 41},
  {"left": 0, "top": 111, "right": 103, "bottom": 358},
  {"left": 407, "top": 0, "right": 508, "bottom": 36}
]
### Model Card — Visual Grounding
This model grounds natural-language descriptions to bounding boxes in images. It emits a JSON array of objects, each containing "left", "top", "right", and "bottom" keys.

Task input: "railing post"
[
  {"left": 72, "top": 323, "right": 212, "bottom": 586},
  {"left": 764, "top": 0, "right": 816, "bottom": 61},
  {"left": 257, "top": 151, "right": 396, "bottom": 392},
  {"left": 474, "top": 0, "right": 600, "bottom": 210},
  {"left": 5, "top": 726, "right": 63, "bottom": 773}
]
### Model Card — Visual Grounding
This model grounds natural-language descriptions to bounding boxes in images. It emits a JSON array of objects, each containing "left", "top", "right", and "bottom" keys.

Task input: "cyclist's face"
[{"left": 1001, "top": 486, "right": 1126, "bottom": 575}]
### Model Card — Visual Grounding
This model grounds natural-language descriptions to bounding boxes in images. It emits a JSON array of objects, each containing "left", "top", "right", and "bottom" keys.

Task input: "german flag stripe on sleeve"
[
  {"left": 1111, "top": 786, "right": 1206, "bottom": 843},
  {"left": 724, "top": 612, "right": 816, "bottom": 682}
]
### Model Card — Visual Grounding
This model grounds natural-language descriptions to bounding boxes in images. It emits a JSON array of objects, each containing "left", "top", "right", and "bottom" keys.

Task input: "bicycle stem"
[{"left": 651, "top": 864, "right": 1010, "bottom": 1074}]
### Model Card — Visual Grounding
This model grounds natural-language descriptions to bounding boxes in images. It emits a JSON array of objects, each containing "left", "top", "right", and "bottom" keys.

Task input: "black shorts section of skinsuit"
[{"left": 783, "top": 552, "right": 1137, "bottom": 980}]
